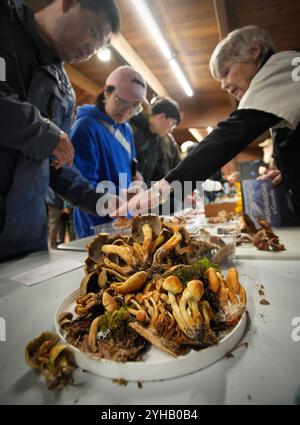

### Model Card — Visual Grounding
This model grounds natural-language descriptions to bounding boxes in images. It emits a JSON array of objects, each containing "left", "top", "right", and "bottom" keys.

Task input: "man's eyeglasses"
[
  {"left": 168, "top": 117, "right": 177, "bottom": 132},
  {"left": 114, "top": 94, "right": 143, "bottom": 115}
]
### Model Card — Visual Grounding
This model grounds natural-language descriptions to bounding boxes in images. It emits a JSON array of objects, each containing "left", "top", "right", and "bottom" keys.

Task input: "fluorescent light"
[
  {"left": 169, "top": 58, "right": 193, "bottom": 97},
  {"left": 130, "top": 0, "right": 193, "bottom": 97},
  {"left": 130, "top": 0, "right": 172, "bottom": 60},
  {"left": 189, "top": 128, "right": 204, "bottom": 142},
  {"left": 207, "top": 126, "right": 213, "bottom": 134},
  {"left": 97, "top": 48, "right": 111, "bottom": 62}
]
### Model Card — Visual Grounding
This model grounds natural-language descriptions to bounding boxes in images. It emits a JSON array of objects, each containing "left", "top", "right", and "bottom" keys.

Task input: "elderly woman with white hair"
[{"left": 116, "top": 26, "right": 300, "bottom": 217}]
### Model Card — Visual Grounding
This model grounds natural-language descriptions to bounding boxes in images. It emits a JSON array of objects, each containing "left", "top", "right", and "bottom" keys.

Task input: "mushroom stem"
[
  {"left": 179, "top": 280, "right": 204, "bottom": 338},
  {"left": 141, "top": 224, "right": 153, "bottom": 261},
  {"left": 102, "top": 292, "right": 118, "bottom": 312},
  {"left": 102, "top": 245, "right": 134, "bottom": 267},
  {"left": 162, "top": 275, "right": 187, "bottom": 334},
  {"left": 103, "top": 258, "right": 132, "bottom": 276},
  {"left": 153, "top": 230, "right": 182, "bottom": 263},
  {"left": 88, "top": 316, "right": 102, "bottom": 350}
]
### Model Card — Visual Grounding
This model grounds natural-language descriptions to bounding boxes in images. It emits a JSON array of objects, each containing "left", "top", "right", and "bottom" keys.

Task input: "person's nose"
[{"left": 221, "top": 77, "right": 230, "bottom": 91}]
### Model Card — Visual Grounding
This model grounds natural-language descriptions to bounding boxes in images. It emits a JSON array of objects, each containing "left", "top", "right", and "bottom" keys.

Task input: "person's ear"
[{"left": 249, "top": 43, "right": 262, "bottom": 62}]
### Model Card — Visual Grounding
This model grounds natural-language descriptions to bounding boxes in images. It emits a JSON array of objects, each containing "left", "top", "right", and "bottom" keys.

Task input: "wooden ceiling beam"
[
  {"left": 213, "top": 0, "right": 237, "bottom": 111},
  {"left": 64, "top": 64, "right": 101, "bottom": 96},
  {"left": 110, "top": 33, "right": 170, "bottom": 98},
  {"left": 213, "top": 0, "right": 230, "bottom": 39}
]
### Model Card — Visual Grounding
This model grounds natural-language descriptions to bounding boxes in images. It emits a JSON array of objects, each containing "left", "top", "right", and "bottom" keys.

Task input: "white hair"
[{"left": 210, "top": 26, "right": 276, "bottom": 80}]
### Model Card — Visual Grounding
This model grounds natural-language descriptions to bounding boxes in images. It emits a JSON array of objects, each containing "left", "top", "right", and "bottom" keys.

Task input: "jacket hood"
[{"left": 77, "top": 104, "right": 115, "bottom": 125}]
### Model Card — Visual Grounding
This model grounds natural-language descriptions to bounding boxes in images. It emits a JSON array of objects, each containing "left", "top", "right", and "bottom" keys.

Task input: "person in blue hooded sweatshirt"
[{"left": 70, "top": 66, "right": 148, "bottom": 238}]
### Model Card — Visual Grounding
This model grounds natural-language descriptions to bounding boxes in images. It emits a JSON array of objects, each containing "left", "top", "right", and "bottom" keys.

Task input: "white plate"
[{"left": 55, "top": 289, "right": 247, "bottom": 381}]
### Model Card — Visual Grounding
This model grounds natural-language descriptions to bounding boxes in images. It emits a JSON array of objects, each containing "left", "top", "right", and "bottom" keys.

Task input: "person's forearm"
[
  {"left": 165, "top": 109, "right": 281, "bottom": 185},
  {"left": 0, "top": 85, "right": 60, "bottom": 159},
  {"left": 50, "top": 165, "right": 102, "bottom": 216}
]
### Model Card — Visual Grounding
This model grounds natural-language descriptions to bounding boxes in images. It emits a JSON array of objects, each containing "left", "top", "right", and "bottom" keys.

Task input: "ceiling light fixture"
[
  {"left": 97, "top": 48, "right": 111, "bottom": 62},
  {"left": 130, "top": 0, "right": 172, "bottom": 60},
  {"left": 130, "top": 0, "right": 193, "bottom": 97},
  {"left": 169, "top": 59, "right": 193, "bottom": 97}
]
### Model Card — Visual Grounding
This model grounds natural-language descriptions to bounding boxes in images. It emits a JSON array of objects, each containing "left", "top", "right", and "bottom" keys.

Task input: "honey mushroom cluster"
[{"left": 58, "top": 215, "right": 247, "bottom": 359}]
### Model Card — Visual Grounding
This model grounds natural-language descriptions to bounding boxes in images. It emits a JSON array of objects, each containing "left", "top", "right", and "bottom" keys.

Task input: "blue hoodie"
[{"left": 70, "top": 105, "right": 136, "bottom": 238}]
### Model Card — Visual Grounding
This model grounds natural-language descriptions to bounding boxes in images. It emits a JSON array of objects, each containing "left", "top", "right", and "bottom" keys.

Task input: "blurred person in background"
[{"left": 130, "top": 96, "right": 182, "bottom": 187}]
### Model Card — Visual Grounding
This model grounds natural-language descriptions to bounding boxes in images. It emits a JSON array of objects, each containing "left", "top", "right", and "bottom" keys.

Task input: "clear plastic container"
[
  {"left": 91, "top": 221, "right": 131, "bottom": 236},
  {"left": 194, "top": 226, "right": 236, "bottom": 267}
]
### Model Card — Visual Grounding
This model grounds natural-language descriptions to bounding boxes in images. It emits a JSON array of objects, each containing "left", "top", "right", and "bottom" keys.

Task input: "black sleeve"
[
  {"left": 165, "top": 109, "right": 282, "bottom": 185},
  {"left": 0, "top": 82, "right": 60, "bottom": 159},
  {"left": 50, "top": 165, "right": 103, "bottom": 216}
]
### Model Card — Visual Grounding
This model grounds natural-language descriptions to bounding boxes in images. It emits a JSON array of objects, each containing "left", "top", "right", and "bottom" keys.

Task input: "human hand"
[
  {"left": 96, "top": 192, "right": 125, "bottom": 218},
  {"left": 51, "top": 131, "right": 74, "bottom": 169},
  {"left": 132, "top": 171, "right": 144, "bottom": 182},
  {"left": 112, "top": 179, "right": 172, "bottom": 216},
  {"left": 257, "top": 158, "right": 283, "bottom": 186},
  {"left": 120, "top": 181, "right": 145, "bottom": 203}
]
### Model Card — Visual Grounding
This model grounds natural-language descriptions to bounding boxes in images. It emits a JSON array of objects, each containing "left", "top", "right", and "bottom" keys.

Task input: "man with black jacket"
[
  {"left": 115, "top": 26, "right": 300, "bottom": 218},
  {"left": 130, "top": 97, "right": 181, "bottom": 187},
  {"left": 0, "top": 0, "right": 120, "bottom": 260}
]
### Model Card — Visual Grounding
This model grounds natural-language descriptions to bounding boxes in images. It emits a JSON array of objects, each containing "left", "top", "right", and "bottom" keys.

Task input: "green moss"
[
  {"left": 164, "top": 257, "right": 220, "bottom": 285},
  {"left": 190, "top": 257, "right": 220, "bottom": 275},
  {"left": 100, "top": 307, "right": 129, "bottom": 333}
]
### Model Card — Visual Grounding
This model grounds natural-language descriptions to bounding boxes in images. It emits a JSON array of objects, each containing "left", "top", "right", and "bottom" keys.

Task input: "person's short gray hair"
[{"left": 209, "top": 25, "right": 276, "bottom": 80}]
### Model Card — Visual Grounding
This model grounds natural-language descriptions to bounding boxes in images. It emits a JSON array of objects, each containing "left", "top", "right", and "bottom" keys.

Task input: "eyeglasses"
[
  {"left": 114, "top": 94, "right": 143, "bottom": 115},
  {"left": 168, "top": 117, "right": 177, "bottom": 132}
]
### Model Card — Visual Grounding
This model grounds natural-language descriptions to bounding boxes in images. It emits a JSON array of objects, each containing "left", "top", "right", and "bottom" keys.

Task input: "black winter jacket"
[{"left": 0, "top": 0, "right": 100, "bottom": 260}]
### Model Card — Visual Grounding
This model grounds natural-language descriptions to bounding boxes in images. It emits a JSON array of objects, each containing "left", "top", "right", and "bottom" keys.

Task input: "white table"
[{"left": 0, "top": 249, "right": 300, "bottom": 405}]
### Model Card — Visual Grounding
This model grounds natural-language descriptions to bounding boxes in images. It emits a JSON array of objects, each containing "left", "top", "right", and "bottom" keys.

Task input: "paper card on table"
[{"left": 10, "top": 259, "right": 84, "bottom": 286}]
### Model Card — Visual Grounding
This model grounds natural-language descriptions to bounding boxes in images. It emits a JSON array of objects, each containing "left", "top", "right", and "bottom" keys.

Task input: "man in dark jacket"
[
  {"left": 0, "top": 0, "right": 120, "bottom": 260},
  {"left": 130, "top": 97, "right": 181, "bottom": 187}
]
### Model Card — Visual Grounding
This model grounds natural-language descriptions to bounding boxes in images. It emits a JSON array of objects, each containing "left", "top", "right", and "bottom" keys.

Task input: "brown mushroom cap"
[
  {"left": 102, "top": 292, "right": 118, "bottom": 312},
  {"left": 162, "top": 275, "right": 183, "bottom": 294},
  {"left": 87, "top": 233, "right": 109, "bottom": 264},
  {"left": 80, "top": 271, "right": 100, "bottom": 295},
  {"left": 132, "top": 215, "right": 162, "bottom": 243},
  {"left": 186, "top": 280, "right": 204, "bottom": 301}
]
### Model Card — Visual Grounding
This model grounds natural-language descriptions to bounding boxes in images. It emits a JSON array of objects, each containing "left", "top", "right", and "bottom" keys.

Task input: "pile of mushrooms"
[{"left": 58, "top": 215, "right": 247, "bottom": 358}]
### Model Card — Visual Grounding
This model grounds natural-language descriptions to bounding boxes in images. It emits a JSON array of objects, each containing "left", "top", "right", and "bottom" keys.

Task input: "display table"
[
  {"left": 0, "top": 249, "right": 300, "bottom": 405},
  {"left": 235, "top": 227, "right": 300, "bottom": 260}
]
